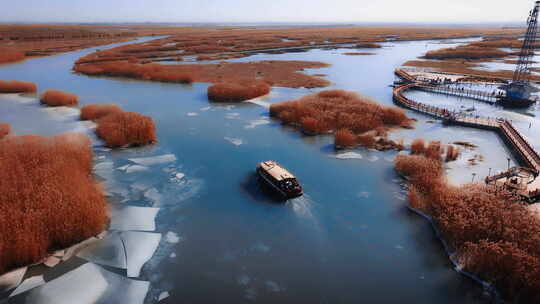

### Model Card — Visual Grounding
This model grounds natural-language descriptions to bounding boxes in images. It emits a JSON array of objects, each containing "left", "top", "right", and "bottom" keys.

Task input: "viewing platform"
[{"left": 393, "top": 68, "right": 540, "bottom": 202}]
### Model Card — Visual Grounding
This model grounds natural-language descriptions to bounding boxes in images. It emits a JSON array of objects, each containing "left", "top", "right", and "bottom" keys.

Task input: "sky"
[{"left": 1, "top": 0, "right": 537, "bottom": 24}]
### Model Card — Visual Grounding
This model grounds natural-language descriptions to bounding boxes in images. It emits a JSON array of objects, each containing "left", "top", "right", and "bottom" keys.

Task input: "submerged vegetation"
[
  {"left": 40, "top": 90, "right": 79, "bottom": 106},
  {"left": 270, "top": 90, "right": 413, "bottom": 149},
  {"left": 410, "top": 138, "right": 459, "bottom": 162},
  {"left": 0, "top": 80, "right": 37, "bottom": 93},
  {"left": 396, "top": 153, "right": 540, "bottom": 300},
  {"left": 80, "top": 104, "right": 156, "bottom": 148},
  {"left": 0, "top": 133, "right": 108, "bottom": 274},
  {"left": 0, "top": 122, "right": 10, "bottom": 139},
  {"left": 207, "top": 80, "right": 270, "bottom": 102}
]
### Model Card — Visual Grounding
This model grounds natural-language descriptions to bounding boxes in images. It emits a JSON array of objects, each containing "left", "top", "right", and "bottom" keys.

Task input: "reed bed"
[
  {"left": 74, "top": 61, "right": 194, "bottom": 84},
  {"left": 80, "top": 104, "right": 157, "bottom": 148},
  {"left": 395, "top": 153, "right": 540, "bottom": 300},
  {"left": 80, "top": 104, "right": 123, "bottom": 121},
  {"left": 75, "top": 59, "right": 329, "bottom": 88},
  {"left": 0, "top": 80, "right": 37, "bottom": 93},
  {"left": 207, "top": 80, "right": 270, "bottom": 102},
  {"left": 355, "top": 42, "right": 382, "bottom": 48},
  {"left": 0, "top": 123, "right": 10, "bottom": 139},
  {"left": 40, "top": 90, "right": 79, "bottom": 106},
  {"left": 0, "top": 133, "right": 108, "bottom": 274},
  {"left": 425, "top": 46, "right": 509, "bottom": 60},
  {"left": 335, "top": 129, "right": 357, "bottom": 147},
  {"left": 270, "top": 90, "right": 413, "bottom": 148},
  {"left": 0, "top": 50, "right": 25, "bottom": 64}
]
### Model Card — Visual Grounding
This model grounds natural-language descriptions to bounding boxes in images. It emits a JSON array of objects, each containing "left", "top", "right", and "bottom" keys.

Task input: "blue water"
[{"left": 1, "top": 36, "right": 527, "bottom": 303}]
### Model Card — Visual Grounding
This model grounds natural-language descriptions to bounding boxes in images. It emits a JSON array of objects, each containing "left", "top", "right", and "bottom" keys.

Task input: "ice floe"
[
  {"left": 158, "top": 291, "right": 170, "bottom": 301},
  {"left": 10, "top": 275, "right": 45, "bottom": 297},
  {"left": 131, "top": 182, "right": 150, "bottom": 192},
  {"left": 109, "top": 205, "right": 159, "bottom": 232},
  {"left": 200, "top": 106, "right": 211, "bottom": 111},
  {"left": 165, "top": 231, "right": 182, "bottom": 244},
  {"left": 247, "top": 98, "right": 271, "bottom": 109},
  {"left": 187, "top": 112, "right": 198, "bottom": 116},
  {"left": 76, "top": 233, "right": 127, "bottom": 269},
  {"left": 121, "top": 231, "right": 162, "bottom": 278},
  {"left": 366, "top": 155, "right": 379, "bottom": 162},
  {"left": 225, "top": 112, "right": 240, "bottom": 119},
  {"left": 244, "top": 118, "right": 270, "bottom": 129},
  {"left": 335, "top": 152, "right": 363, "bottom": 160},
  {"left": 22, "top": 263, "right": 149, "bottom": 304},
  {"left": 357, "top": 191, "right": 370, "bottom": 198},
  {"left": 128, "top": 154, "right": 177, "bottom": 166},
  {"left": 94, "top": 161, "right": 113, "bottom": 172},
  {"left": 0, "top": 267, "right": 26, "bottom": 293},
  {"left": 126, "top": 165, "right": 150, "bottom": 174},
  {"left": 41, "top": 106, "right": 80, "bottom": 121},
  {"left": 224, "top": 137, "right": 243, "bottom": 146}
]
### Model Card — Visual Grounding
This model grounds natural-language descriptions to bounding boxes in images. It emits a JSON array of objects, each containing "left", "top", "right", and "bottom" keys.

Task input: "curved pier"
[{"left": 393, "top": 68, "right": 540, "bottom": 200}]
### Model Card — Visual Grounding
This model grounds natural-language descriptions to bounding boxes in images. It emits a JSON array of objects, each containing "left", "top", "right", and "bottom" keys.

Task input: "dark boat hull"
[
  {"left": 256, "top": 168, "right": 303, "bottom": 199},
  {"left": 497, "top": 97, "right": 536, "bottom": 108}
]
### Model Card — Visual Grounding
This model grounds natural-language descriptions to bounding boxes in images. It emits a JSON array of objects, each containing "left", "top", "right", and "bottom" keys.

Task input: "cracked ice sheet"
[
  {"left": 20, "top": 263, "right": 149, "bottom": 304},
  {"left": 109, "top": 205, "right": 159, "bottom": 231},
  {"left": 76, "top": 232, "right": 127, "bottom": 269},
  {"left": 0, "top": 267, "right": 27, "bottom": 293},
  {"left": 121, "top": 231, "right": 162, "bottom": 278},
  {"left": 41, "top": 106, "right": 80, "bottom": 121},
  {"left": 128, "top": 154, "right": 177, "bottom": 166},
  {"left": 10, "top": 275, "right": 45, "bottom": 297}
]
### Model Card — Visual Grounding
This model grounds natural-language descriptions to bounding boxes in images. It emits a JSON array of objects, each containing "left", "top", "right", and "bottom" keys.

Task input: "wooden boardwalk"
[{"left": 393, "top": 68, "right": 540, "bottom": 200}]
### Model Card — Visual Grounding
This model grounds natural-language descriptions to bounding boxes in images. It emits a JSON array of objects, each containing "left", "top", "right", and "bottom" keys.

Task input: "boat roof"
[{"left": 259, "top": 161, "right": 296, "bottom": 182}]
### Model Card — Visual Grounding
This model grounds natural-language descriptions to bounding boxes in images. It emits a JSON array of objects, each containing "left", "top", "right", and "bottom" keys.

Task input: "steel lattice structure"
[{"left": 513, "top": 1, "right": 540, "bottom": 83}]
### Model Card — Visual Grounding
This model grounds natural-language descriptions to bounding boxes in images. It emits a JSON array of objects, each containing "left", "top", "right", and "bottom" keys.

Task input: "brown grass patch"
[
  {"left": 395, "top": 153, "right": 540, "bottom": 300},
  {"left": 0, "top": 133, "right": 108, "bottom": 274},
  {"left": 270, "top": 90, "right": 413, "bottom": 149},
  {"left": 40, "top": 90, "right": 78, "bottom": 106},
  {"left": 0, "top": 123, "right": 10, "bottom": 139},
  {"left": 80, "top": 104, "right": 123, "bottom": 121},
  {"left": 74, "top": 60, "right": 329, "bottom": 88},
  {"left": 411, "top": 138, "right": 426, "bottom": 154},
  {"left": 0, "top": 80, "right": 37, "bottom": 93},
  {"left": 80, "top": 104, "right": 157, "bottom": 148},
  {"left": 335, "top": 129, "right": 357, "bottom": 147},
  {"left": 207, "top": 80, "right": 270, "bottom": 102},
  {"left": 424, "top": 46, "right": 509, "bottom": 60},
  {"left": 0, "top": 49, "right": 25, "bottom": 64},
  {"left": 94, "top": 111, "right": 156, "bottom": 148},
  {"left": 355, "top": 42, "right": 382, "bottom": 48}
]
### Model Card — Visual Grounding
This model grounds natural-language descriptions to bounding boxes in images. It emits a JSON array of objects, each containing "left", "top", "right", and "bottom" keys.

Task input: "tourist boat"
[{"left": 256, "top": 161, "right": 303, "bottom": 199}]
